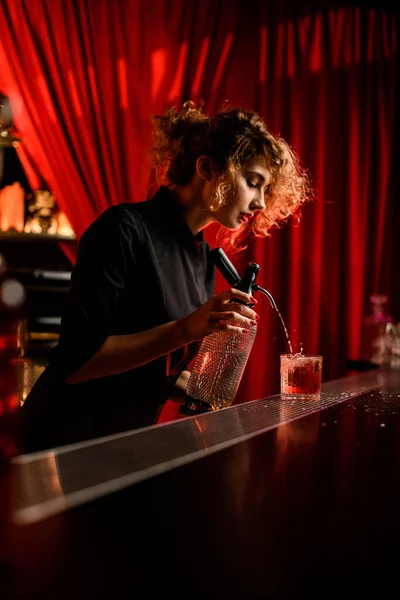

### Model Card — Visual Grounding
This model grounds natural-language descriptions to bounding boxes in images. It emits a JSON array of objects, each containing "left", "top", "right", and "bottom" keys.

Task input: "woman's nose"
[{"left": 251, "top": 191, "right": 266, "bottom": 211}]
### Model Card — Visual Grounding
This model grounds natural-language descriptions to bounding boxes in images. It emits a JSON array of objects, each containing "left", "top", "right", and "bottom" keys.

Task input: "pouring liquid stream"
[{"left": 275, "top": 307, "right": 294, "bottom": 355}]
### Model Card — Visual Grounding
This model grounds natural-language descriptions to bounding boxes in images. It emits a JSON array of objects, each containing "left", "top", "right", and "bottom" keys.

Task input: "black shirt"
[{"left": 20, "top": 186, "right": 215, "bottom": 452}]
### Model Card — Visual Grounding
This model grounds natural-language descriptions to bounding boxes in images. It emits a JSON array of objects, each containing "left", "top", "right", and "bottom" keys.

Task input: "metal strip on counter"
[{"left": 11, "top": 370, "right": 390, "bottom": 524}]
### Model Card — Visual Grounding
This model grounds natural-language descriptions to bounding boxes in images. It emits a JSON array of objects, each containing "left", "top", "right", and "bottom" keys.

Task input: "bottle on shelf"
[{"left": 0, "top": 253, "right": 26, "bottom": 460}]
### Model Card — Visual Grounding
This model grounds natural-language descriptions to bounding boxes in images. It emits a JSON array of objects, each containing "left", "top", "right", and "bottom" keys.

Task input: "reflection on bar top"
[{"left": 11, "top": 370, "right": 399, "bottom": 525}]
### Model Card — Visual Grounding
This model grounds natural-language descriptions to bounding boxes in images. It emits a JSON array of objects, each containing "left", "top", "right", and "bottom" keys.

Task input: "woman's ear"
[{"left": 196, "top": 155, "right": 214, "bottom": 181}]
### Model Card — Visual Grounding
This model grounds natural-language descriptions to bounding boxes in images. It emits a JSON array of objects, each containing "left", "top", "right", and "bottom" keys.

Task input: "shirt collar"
[{"left": 152, "top": 185, "right": 204, "bottom": 247}]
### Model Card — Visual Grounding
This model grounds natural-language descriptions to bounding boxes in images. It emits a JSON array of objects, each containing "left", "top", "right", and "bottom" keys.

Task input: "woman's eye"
[{"left": 247, "top": 180, "right": 258, "bottom": 189}]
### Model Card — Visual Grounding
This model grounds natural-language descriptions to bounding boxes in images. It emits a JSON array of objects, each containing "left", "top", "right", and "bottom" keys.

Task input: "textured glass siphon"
[
  {"left": 280, "top": 354, "right": 323, "bottom": 399},
  {"left": 186, "top": 324, "right": 257, "bottom": 410}
]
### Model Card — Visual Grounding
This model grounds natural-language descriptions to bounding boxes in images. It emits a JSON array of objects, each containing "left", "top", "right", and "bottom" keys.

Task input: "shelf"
[{"left": 0, "top": 231, "right": 76, "bottom": 242}]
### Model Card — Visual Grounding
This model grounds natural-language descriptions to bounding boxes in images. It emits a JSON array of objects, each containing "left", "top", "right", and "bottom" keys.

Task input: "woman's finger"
[
  {"left": 210, "top": 303, "right": 258, "bottom": 321},
  {"left": 219, "top": 302, "right": 258, "bottom": 320},
  {"left": 208, "top": 321, "right": 246, "bottom": 334},
  {"left": 209, "top": 310, "right": 256, "bottom": 328},
  {"left": 217, "top": 287, "right": 256, "bottom": 305}
]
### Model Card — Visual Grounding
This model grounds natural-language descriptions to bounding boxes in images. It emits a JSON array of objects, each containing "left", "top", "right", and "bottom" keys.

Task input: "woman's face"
[{"left": 212, "top": 157, "right": 272, "bottom": 230}]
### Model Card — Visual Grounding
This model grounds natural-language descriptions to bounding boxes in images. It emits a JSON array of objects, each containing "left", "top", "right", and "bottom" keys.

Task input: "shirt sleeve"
[{"left": 52, "top": 205, "right": 142, "bottom": 379}]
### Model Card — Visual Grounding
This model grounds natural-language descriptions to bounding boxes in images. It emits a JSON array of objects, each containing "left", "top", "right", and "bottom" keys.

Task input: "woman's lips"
[{"left": 239, "top": 213, "right": 251, "bottom": 223}]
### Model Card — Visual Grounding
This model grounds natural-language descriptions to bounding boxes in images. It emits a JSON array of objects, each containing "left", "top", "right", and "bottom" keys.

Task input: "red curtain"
[{"left": 0, "top": 0, "right": 398, "bottom": 404}]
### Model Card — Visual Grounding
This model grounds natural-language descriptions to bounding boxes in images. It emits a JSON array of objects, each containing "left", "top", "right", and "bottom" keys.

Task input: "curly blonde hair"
[{"left": 150, "top": 101, "right": 311, "bottom": 250}]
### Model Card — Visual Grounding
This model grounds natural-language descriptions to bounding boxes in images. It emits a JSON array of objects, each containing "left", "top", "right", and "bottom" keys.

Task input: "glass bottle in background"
[
  {"left": 0, "top": 253, "right": 26, "bottom": 460},
  {"left": 390, "top": 323, "right": 400, "bottom": 370},
  {"left": 359, "top": 294, "right": 393, "bottom": 365}
]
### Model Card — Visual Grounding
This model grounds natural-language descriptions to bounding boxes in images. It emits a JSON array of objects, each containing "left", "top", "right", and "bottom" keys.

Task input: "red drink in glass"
[{"left": 280, "top": 354, "right": 323, "bottom": 399}]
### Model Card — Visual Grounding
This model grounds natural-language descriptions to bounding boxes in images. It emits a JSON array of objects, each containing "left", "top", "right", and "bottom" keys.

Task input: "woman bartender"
[{"left": 20, "top": 102, "right": 309, "bottom": 452}]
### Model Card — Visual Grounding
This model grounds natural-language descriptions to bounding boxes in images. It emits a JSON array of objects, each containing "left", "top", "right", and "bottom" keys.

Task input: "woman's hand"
[
  {"left": 66, "top": 290, "right": 259, "bottom": 385},
  {"left": 180, "top": 288, "right": 259, "bottom": 342}
]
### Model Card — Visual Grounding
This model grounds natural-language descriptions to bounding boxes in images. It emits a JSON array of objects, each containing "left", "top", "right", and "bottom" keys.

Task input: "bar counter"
[{"left": 1, "top": 369, "right": 400, "bottom": 599}]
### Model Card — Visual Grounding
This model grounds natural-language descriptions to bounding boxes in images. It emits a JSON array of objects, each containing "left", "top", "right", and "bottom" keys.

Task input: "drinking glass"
[{"left": 280, "top": 354, "right": 323, "bottom": 400}]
